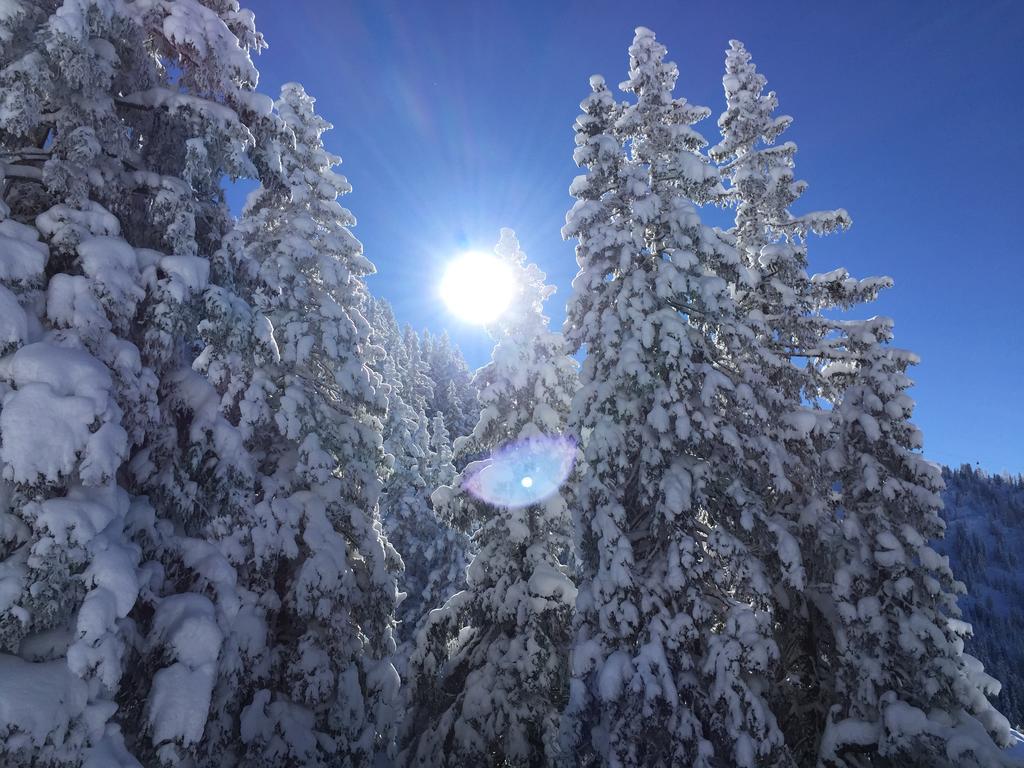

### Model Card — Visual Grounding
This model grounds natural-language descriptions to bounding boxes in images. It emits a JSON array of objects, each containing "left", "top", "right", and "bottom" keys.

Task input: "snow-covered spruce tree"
[
  {"left": 402, "top": 229, "right": 578, "bottom": 767},
  {"left": 711, "top": 40, "right": 1013, "bottom": 765},
  {"left": 366, "top": 302, "right": 468, "bottom": 657},
  {"left": 380, "top": 401, "right": 468, "bottom": 655},
  {"left": 427, "top": 411, "right": 457, "bottom": 489},
  {"left": 0, "top": 0, "right": 268, "bottom": 763},
  {"left": 710, "top": 38, "right": 875, "bottom": 761},
  {"left": 365, "top": 298, "right": 412, "bottom": 459},
  {"left": 366, "top": 299, "right": 409, "bottom": 399},
  {"left": 817, "top": 318, "right": 1012, "bottom": 766},
  {"left": 108, "top": 3, "right": 275, "bottom": 764},
  {"left": 422, "top": 329, "right": 479, "bottom": 440},
  {"left": 0, "top": 13, "right": 150, "bottom": 763},
  {"left": 561, "top": 29, "right": 798, "bottom": 768},
  {"left": 188, "top": 82, "right": 402, "bottom": 767},
  {"left": 401, "top": 324, "right": 435, "bottom": 417}
]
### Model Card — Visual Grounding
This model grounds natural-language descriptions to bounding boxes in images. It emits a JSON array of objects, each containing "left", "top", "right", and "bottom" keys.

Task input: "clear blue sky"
[{"left": 235, "top": 0, "right": 1024, "bottom": 473}]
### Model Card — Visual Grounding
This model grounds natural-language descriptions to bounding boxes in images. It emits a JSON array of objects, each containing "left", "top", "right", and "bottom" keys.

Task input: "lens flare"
[{"left": 463, "top": 435, "right": 576, "bottom": 508}]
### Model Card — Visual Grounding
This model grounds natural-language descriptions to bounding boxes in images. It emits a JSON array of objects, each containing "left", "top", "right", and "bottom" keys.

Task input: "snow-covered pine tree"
[
  {"left": 367, "top": 298, "right": 408, "bottom": 387},
  {"left": 710, "top": 38, "right": 869, "bottom": 414},
  {"left": 710, "top": 38, "right": 868, "bottom": 761},
  {"left": 422, "top": 329, "right": 479, "bottom": 440},
  {"left": 366, "top": 301, "right": 468, "bottom": 658},
  {"left": 401, "top": 324, "right": 435, "bottom": 418},
  {"left": 0, "top": 14, "right": 150, "bottom": 761},
  {"left": 402, "top": 229, "right": 578, "bottom": 767},
  {"left": 365, "top": 298, "right": 412, "bottom": 458},
  {"left": 186, "top": 82, "right": 402, "bottom": 767},
  {"left": 380, "top": 401, "right": 468, "bottom": 656},
  {"left": 0, "top": 1, "right": 268, "bottom": 763},
  {"left": 107, "top": 3, "right": 275, "bottom": 764},
  {"left": 427, "top": 412, "right": 456, "bottom": 489},
  {"left": 818, "top": 319, "right": 1013, "bottom": 766},
  {"left": 182, "top": 241, "right": 267, "bottom": 768},
  {"left": 561, "top": 29, "right": 796, "bottom": 768},
  {"left": 711, "top": 40, "right": 1013, "bottom": 765}
]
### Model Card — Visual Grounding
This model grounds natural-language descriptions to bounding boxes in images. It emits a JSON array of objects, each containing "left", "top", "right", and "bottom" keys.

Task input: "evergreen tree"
[
  {"left": 117, "top": 2, "right": 272, "bottom": 762},
  {"left": 427, "top": 412, "right": 457, "bottom": 489},
  {"left": 819, "top": 322, "right": 1012, "bottom": 766},
  {"left": 368, "top": 303, "right": 468, "bottom": 658},
  {"left": 365, "top": 297, "right": 413, "bottom": 461},
  {"left": 562, "top": 29, "right": 796, "bottom": 767},
  {"left": 381, "top": 404, "right": 468, "bottom": 655},
  {"left": 401, "top": 324, "right": 434, "bottom": 417},
  {"left": 711, "top": 40, "right": 1013, "bottom": 765},
  {"left": 402, "top": 229, "right": 578, "bottom": 767},
  {"left": 192, "top": 83, "right": 401, "bottom": 766},
  {"left": 710, "top": 38, "right": 869, "bottom": 761},
  {"left": 0, "top": 0, "right": 268, "bottom": 763},
  {"left": 422, "top": 329, "right": 479, "bottom": 440}
]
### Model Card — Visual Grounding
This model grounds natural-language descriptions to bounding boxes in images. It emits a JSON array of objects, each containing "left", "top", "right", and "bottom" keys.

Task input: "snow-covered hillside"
[{"left": 938, "top": 465, "right": 1024, "bottom": 728}]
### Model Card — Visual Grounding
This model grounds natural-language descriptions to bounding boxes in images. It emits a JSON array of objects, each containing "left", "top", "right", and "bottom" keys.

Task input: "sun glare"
[{"left": 440, "top": 252, "right": 515, "bottom": 325}]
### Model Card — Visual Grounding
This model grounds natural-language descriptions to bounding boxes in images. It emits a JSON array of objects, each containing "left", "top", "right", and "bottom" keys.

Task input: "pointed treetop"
[
  {"left": 712, "top": 40, "right": 850, "bottom": 239},
  {"left": 612, "top": 26, "right": 721, "bottom": 203},
  {"left": 619, "top": 26, "right": 710, "bottom": 124},
  {"left": 712, "top": 39, "right": 791, "bottom": 163},
  {"left": 573, "top": 73, "right": 619, "bottom": 155},
  {"left": 278, "top": 81, "right": 333, "bottom": 137},
  {"left": 621, "top": 25, "right": 676, "bottom": 99},
  {"left": 491, "top": 228, "right": 556, "bottom": 336}
]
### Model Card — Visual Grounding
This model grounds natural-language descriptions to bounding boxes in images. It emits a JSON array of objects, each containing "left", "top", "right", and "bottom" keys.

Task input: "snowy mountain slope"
[{"left": 938, "top": 465, "right": 1024, "bottom": 728}]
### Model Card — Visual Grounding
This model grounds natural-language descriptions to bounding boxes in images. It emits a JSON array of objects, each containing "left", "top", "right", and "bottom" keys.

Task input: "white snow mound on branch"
[{"left": 0, "top": 342, "right": 127, "bottom": 484}]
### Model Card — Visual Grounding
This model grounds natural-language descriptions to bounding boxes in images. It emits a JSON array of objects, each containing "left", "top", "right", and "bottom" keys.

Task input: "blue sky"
[{"left": 236, "top": 0, "right": 1024, "bottom": 473}]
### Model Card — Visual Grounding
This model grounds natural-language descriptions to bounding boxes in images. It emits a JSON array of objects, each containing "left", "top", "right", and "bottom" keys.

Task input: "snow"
[
  {"left": 0, "top": 284, "right": 27, "bottom": 350},
  {"left": 240, "top": 690, "right": 317, "bottom": 761},
  {"left": 0, "top": 545, "right": 27, "bottom": 614},
  {"left": 151, "top": 593, "right": 223, "bottom": 669},
  {"left": 0, "top": 654, "right": 94, "bottom": 750},
  {"left": 254, "top": 313, "right": 280, "bottom": 361},
  {"left": 35, "top": 203, "right": 120, "bottom": 245},
  {"left": 46, "top": 275, "right": 104, "bottom": 333},
  {"left": 1008, "top": 729, "right": 1024, "bottom": 759},
  {"left": 159, "top": 254, "right": 210, "bottom": 295},
  {"left": 81, "top": 533, "right": 139, "bottom": 618},
  {"left": 236, "top": 89, "right": 275, "bottom": 117},
  {"left": 83, "top": 727, "right": 142, "bottom": 768},
  {"left": 35, "top": 493, "right": 117, "bottom": 548},
  {"left": 77, "top": 236, "right": 143, "bottom": 309},
  {"left": 122, "top": 86, "right": 241, "bottom": 127},
  {"left": 0, "top": 219, "right": 47, "bottom": 284},
  {"left": 783, "top": 408, "right": 819, "bottom": 437},
  {"left": 598, "top": 651, "right": 631, "bottom": 701},
  {"left": 147, "top": 595, "right": 223, "bottom": 755},
  {"left": 160, "top": 0, "right": 259, "bottom": 86},
  {"left": 149, "top": 662, "right": 217, "bottom": 756},
  {"left": 0, "top": 342, "right": 127, "bottom": 484},
  {"left": 4, "top": 341, "right": 110, "bottom": 404},
  {"left": 528, "top": 560, "right": 578, "bottom": 604}
]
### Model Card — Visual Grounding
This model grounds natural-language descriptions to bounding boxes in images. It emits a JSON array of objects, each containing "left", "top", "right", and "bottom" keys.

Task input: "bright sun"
[{"left": 440, "top": 252, "right": 515, "bottom": 325}]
